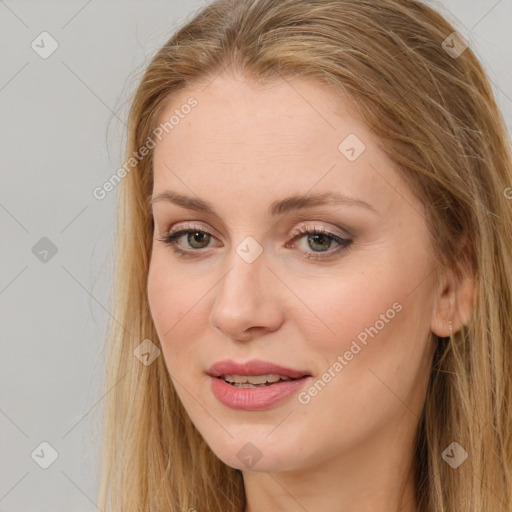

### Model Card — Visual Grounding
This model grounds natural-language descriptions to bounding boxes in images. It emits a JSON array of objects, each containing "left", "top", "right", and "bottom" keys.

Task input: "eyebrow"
[{"left": 149, "top": 190, "right": 379, "bottom": 216}]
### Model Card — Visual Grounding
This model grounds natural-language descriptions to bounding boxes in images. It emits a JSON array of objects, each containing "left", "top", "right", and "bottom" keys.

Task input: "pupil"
[
  {"left": 308, "top": 233, "right": 330, "bottom": 252},
  {"left": 188, "top": 231, "right": 209, "bottom": 248}
]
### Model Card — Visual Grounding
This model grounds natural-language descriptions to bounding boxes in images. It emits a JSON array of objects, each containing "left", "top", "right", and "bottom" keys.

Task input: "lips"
[
  {"left": 207, "top": 359, "right": 311, "bottom": 380},
  {"left": 207, "top": 359, "right": 313, "bottom": 410}
]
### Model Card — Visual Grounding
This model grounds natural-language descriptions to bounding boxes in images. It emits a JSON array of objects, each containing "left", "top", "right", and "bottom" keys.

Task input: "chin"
[{"left": 207, "top": 437, "right": 300, "bottom": 473}]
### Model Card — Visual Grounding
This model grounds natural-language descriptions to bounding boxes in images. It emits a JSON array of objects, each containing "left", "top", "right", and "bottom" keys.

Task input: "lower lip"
[{"left": 209, "top": 375, "right": 311, "bottom": 410}]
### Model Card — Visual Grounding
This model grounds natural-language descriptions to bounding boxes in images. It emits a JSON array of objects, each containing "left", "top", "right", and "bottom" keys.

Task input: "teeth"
[{"left": 223, "top": 374, "right": 292, "bottom": 384}]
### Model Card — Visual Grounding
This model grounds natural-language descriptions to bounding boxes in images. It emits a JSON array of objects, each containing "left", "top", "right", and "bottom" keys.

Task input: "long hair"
[{"left": 98, "top": 1, "right": 512, "bottom": 510}]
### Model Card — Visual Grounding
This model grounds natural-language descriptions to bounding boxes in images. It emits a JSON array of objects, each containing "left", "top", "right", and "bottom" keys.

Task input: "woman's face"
[{"left": 148, "top": 75, "right": 439, "bottom": 476}]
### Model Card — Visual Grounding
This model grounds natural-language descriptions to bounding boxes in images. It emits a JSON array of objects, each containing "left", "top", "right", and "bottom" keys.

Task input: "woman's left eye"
[
  {"left": 157, "top": 225, "right": 353, "bottom": 260},
  {"left": 288, "top": 227, "right": 353, "bottom": 259}
]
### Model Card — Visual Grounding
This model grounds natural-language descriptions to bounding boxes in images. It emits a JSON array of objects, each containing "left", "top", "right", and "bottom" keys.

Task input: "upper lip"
[{"left": 208, "top": 359, "right": 311, "bottom": 379}]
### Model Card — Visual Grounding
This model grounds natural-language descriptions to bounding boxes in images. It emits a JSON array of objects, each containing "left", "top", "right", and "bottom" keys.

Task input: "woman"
[{"left": 98, "top": 0, "right": 512, "bottom": 510}]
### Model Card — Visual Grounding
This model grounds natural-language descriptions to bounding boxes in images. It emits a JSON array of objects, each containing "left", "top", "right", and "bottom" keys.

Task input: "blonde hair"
[{"left": 98, "top": 0, "right": 512, "bottom": 510}]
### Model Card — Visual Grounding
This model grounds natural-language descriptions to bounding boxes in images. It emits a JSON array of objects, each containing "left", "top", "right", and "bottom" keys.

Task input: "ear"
[{"left": 431, "top": 255, "right": 474, "bottom": 337}]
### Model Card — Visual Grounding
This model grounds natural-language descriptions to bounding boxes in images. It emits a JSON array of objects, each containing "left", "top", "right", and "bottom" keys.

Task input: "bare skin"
[{"left": 147, "top": 73, "right": 473, "bottom": 512}]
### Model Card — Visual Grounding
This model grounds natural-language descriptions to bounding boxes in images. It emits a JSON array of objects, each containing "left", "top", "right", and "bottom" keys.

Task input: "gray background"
[{"left": 0, "top": 1, "right": 510, "bottom": 510}]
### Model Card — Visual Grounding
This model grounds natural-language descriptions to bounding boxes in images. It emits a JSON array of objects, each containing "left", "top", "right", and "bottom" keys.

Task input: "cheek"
[
  {"left": 148, "top": 257, "right": 174, "bottom": 331},
  {"left": 295, "top": 256, "right": 432, "bottom": 386},
  {"left": 294, "top": 267, "right": 403, "bottom": 348},
  {"left": 147, "top": 256, "right": 189, "bottom": 346},
  {"left": 147, "top": 254, "right": 210, "bottom": 369},
  {"left": 295, "top": 276, "right": 431, "bottom": 441}
]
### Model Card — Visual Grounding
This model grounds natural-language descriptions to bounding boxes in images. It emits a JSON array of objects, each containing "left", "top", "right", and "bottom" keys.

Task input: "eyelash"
[{"left": 156, "top": 223, "right": 353, "bottom": 261}]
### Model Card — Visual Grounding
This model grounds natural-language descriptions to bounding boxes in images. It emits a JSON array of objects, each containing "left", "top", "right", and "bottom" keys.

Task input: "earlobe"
[{"left": 430, "top": 263, "right": 474, "bottom": 338}]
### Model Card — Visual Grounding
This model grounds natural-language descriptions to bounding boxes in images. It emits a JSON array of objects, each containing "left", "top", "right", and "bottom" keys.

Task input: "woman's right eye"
[{"left": 157, "top": 228, "right": 217, "bottom": 256}]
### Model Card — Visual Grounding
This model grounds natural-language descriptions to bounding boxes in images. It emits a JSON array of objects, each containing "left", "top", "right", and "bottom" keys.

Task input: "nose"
[{"left": 209, "top": 245, "right": 284, "bottom": 341}]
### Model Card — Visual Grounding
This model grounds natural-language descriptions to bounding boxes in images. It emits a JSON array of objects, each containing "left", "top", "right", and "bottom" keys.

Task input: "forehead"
[
  {"left": 151, "top": 75, "right": 413, "bottom": 220},
  {"left": 155, "top": 75, "right": 349, "bottom": 159}
]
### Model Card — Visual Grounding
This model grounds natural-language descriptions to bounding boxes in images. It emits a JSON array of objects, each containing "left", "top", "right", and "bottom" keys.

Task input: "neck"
[{"left": 242, "top": 416, "right": 420, "bottom": 512}]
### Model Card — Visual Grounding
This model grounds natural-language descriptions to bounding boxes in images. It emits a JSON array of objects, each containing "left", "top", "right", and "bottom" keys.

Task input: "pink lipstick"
[{"left": 207, "top": 359, "right": 312, "bottom": 410}]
